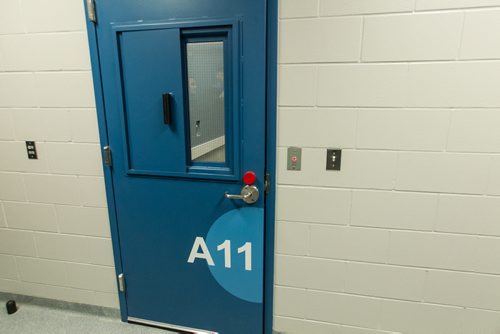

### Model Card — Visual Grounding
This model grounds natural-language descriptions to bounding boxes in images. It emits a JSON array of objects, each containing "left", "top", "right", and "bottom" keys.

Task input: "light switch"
[{"left": 326, "top": 149, "right": 341, "bottom": 171}]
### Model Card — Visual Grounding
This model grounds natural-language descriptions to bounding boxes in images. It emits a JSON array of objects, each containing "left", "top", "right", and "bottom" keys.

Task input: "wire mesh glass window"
[{"left": 185, "top": 41, "right": 226, "bottom": 163}]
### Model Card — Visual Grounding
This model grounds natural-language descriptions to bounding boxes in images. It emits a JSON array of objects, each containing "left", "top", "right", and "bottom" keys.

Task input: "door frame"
[{"left": 83, "top": 1, "right": 278, "bottom": 333}]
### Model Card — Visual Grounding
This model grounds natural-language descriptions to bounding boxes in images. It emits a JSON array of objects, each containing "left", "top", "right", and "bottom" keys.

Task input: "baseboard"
[{"left": 0, "top": 292, "right": 120, "bottom": 318}]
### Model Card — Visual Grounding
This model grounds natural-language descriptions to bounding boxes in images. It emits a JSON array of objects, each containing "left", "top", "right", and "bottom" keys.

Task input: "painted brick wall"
[
  {"left": 0, "top": 0, "right": 117, "bottom": 308},
  {"left": 2, "top": 0, "right": 500, "bottom": 333},
  {"left": 275, "top": 1, "right": 500, "bottom": 333}
]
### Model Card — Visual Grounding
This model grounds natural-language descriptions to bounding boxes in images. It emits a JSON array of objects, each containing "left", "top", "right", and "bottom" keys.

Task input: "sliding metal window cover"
[
  {"left": 186, "top": 41, "right": 226, "bottom": 163},
  {"left": 128, "top": 317, "right": 218, "bottom": 334}
]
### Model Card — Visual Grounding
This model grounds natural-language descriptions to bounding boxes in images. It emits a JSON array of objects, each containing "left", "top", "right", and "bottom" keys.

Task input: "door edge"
[
  {"left": 264, "top": 0, "right": 278, "bottom": 334},
  {"left": 84, "top": 0, "right": 129, "bottom": 321}
]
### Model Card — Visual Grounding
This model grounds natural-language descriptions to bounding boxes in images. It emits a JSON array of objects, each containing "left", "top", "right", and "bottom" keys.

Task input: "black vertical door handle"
[{"left": 163, "top": 93, "right": 173, "bottom": 125}]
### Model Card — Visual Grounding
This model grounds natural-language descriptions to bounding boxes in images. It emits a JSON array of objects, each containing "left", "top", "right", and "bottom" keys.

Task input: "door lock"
[{"left": 224, "top": 185, "right": 259, "bottom": 204}]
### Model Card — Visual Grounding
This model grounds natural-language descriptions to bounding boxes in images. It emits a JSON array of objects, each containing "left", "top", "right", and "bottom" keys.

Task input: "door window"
[
  {"left": 113, "top": 23, "right": 239, "bottom": 179},
  {"left": 186, "top": 41, "right": 226, "bottom": 163}
]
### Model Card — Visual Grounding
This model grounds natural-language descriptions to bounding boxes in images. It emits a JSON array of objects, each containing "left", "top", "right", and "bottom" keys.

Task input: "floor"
[{"left": 0, "top": 297, "right": 175, "bottom": 334}]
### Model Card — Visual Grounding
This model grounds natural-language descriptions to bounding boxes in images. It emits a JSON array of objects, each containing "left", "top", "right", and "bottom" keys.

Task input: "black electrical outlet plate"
[
  {"left": 326, "top": 149, "right": 342, "bottom": 171},
  {"left": 26, "top": 141, "right": 38, "bottom": 160}
]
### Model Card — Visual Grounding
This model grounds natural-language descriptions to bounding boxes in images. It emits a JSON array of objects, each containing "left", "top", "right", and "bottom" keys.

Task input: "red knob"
[{"left": 243, "top": 171, "right": 257, "bottom": 185}]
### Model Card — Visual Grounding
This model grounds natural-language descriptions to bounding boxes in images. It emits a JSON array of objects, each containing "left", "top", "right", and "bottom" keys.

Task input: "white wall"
[
  {"left": 2, "top": 0, "right": 500, "bottom": 333},
  {"left": 0, "top": 0, "right": 117, "bottom": 308},
  {"left": 275, "top": 1, "right": 500, "bottom": 333}
]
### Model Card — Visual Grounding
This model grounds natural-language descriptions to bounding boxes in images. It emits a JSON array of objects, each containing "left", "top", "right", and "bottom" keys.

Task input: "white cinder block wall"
[
  {"left": 2, "top": 0, "right": 500, "bottom": 333},
  {"left": 0, "top": 0, "right": 117, "bottom": 308},
  {"left": 275, "top": 0, "right": 500, "bottom": 333}
]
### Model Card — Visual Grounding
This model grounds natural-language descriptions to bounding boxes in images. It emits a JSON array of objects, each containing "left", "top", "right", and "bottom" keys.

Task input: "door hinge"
[
  {"left": 118, "top": 273, "right": 126, "bottom": 293},
  {"left": 103, "top": 146, "right": 113, "bottom": 167},
  {"left": 264, "top": 173, "right": 271, "bottom": 194},
  {"left": 87, "top": 0, "right": 97, "bottom": 23}
]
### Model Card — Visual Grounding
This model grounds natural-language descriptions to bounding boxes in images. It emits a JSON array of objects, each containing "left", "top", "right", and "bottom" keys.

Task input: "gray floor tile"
[{"left": 0, "top": 299, "right": 175, "bottom": 334}]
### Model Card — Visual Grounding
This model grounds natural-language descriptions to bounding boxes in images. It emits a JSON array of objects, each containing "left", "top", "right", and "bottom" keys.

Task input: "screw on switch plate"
[
  {"left": 26, "top": 141, "right": 38, "bottom": 160},
  {"left": 326, "top": 149, "right": 342, "bottom": 171}
]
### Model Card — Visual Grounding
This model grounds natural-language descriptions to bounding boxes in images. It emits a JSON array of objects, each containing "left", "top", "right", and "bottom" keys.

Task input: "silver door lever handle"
[
  {"left": 224, "top": 192, "right": 251, "bottom": 200},
  {"left": 224, "top": 185, "right": 259, "bottom": 204}
]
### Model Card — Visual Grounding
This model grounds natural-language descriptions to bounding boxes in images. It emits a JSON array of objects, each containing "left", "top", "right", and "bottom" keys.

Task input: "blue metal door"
[{"left": 86, "top": 1, "right": 268, "bottom": 333}]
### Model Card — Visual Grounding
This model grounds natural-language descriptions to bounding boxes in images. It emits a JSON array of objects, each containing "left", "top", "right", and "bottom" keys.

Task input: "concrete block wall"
[
  {"left": 0, "top": 0, "right": 117, "bottom": 308},
  {"left": 1, "top": 0, "right": 500, "bottom": 333},
  {"left": 275, "top": 1, "right": 500, "bottom": 333}
]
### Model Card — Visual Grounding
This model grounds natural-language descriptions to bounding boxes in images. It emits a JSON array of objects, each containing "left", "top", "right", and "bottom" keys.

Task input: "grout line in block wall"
[
  {"left": 278, "top": 219, "right": 500, "bottom": 240},
  {"left": 16, "top": 0, "right": 27, "bottom": 35},
  {"left": 279, "top": 105, "right": 500, "bottom": 110},
  {"left": 0, "top": 30, "right": 87, "bottom": 38},
  {"left": 13, "top": 255, "right": 115, "bottom": 269},
  {"left": 52, "top": 203, "right": 61, "bottom": 234},
  {"left": 306, "top": 223, "right": 311, "bottom": 258},
  {"left": 16, "top": 280, "right": 98, "bottom": 294},
  {"left": 275, "top": 289, "right": 500, "bottom": 318},
  {"left": 457, "top": 11, "right": 467, "bottom": 61},
  {"left": 12, "top": 256, "right": 22, "bottom": 282},
  {"left": 0, "top": 69, "right": 92, "bottom": 75},
  {"left": 32, "top": 232, "right": 39, "bottom": 258},
  {"left": 275, "top": 285, "right": 420, "bottom": 306},
  {"left": 280, "top": 6, "right": 500, "bottom": 21},
  {"left": 0, "top": 171, "right": 104, "bottom": 179},
  {"left": 416, "top": 5, "right": 500, "bottom": 14},
  {"left": 276, "top": 182, "right": 500, "bottom": 197},
  {"left": 0, "top": 139, "right": 101, "bottom": 145},
  {"left": 339, "top": 261, "right": 348, "bottom": 293},
  {"left": 312, "top": 65, "right": 319, "bottom": 108},
  {"left": 352, "top": 109, "right": 360, "bottom": 149},
  {"left": 275, "top": 252, "right": 500, "bottom": 280},
  {"left": 0, "top": 202, "right": 8, "bottom": 228},
  {"left": 277, "top": 283, "right": 429, "bottom": 305},
  {"left": 61, "top": 262, "right": 72, "bottom": 295},
  {"left": 0, "top": 198, "right": 107, "bottom": 210},
  {"left": 13, "top": 276, "right": 109, "bottom": 298},
  {"left": 391, "top": 148, "right": 401, "bottom": 191},
  {"left": 420, "top": 270, "right": 429, "bottom": 303},
  {"left": 471, "top": 235, "right": 482, "bottom": 277},
  {"left": 384, "top": 230, "right": 392, "bottom": 265},
  {"left": 0, "top": 107, "right": 96, "bottom": 110},
  {"left": 358, "top": 16, "right": 365, "bottom": 63},
  {"left": 280, "top": 15, "right": 318, "bottom": 20},
  {"left": 18, "top": 229, "right": 111, "bottom": 241},
  {"left": 36, "top": 254, "right": 114, "bottom": 269},
  {"left": 431, "top": 194, "right": 441, "bottom": 233},
  {"left": 279, "top": 58, "right": 500, "bottom": 66},
  {"left": 275, "top": 316, "right": 399, "bottom": 334}
]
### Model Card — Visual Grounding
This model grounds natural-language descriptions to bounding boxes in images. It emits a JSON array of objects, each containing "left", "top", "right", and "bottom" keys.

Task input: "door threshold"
[{"left": 128, "top": 317, "right": 218, "bottom": 334}]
